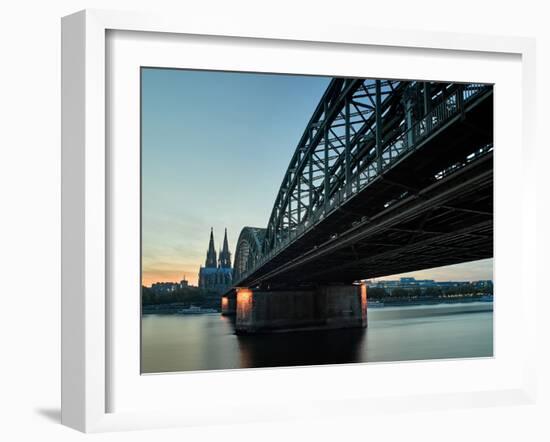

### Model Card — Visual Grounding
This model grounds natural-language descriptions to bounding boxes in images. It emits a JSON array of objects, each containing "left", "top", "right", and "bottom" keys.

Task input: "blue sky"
[
  {"left": 141, "top": 68, "right": 331, "bottom": 285},
  {"left": 141, "top": 68, "right": 493, "bottom": 286}
]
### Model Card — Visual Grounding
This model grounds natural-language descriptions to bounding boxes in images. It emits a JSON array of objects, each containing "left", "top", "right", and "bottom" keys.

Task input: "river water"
[{"left": 141, "top": 302, "right": 493, "bottom": 373}]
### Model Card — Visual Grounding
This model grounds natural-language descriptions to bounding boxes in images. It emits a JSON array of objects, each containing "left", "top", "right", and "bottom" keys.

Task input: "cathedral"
[{"left": 198, "top": 228, "right": 233, "bottom": 294}]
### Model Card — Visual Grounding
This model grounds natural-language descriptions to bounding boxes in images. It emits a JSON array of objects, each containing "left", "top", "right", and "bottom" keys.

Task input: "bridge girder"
[{"left": 233, "top": 227, "right": 266, "bottom": 283}]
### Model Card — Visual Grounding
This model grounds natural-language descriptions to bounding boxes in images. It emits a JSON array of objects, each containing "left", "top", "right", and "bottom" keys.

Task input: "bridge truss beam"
[{"left": 233, "top": 77, "right": 493, "bottom": 289}]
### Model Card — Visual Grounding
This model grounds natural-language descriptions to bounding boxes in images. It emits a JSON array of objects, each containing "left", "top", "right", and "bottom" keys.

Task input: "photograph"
[{"left": 140, "top": 68, "right": 494, "bottom": 374}]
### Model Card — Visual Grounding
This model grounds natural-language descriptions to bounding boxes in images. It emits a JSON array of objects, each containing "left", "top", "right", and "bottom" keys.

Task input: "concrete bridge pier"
[
  {"left": 234, "top": 284, "right": 367, "bottom": 334},
  {"left": 221, "top": 290, "right": 237, "bottom": 316}
]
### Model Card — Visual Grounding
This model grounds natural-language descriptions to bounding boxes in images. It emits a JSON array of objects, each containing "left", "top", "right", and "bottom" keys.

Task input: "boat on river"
[
  {"left": 176, "top": 305, "right": 218, "bottom": 315},
  {"left": 367, "top": 300, "right": 385, "bottom": 308}
]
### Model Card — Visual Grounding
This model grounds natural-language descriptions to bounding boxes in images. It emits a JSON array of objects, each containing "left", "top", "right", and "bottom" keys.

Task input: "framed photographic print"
[
  {"left": 140, "top": 68, "right": 494, "bottom": 374},
  {"left": 61, "top": 9, "right": 537, "bottom": 433}
]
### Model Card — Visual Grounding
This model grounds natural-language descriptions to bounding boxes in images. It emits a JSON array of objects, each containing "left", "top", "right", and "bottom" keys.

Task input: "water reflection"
[
  {"left": 220, "top": 315, "right": 366, "bottom": 368},
  {"left": 237, "top": 326, "right": 366, "bottom": 369},
  {"left": 141, "top": 303, "right": 493, "bottom": 373}
]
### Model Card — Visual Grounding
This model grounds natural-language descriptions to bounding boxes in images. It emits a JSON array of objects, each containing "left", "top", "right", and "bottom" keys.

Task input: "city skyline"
[
  {"left": 141, "top": 68, "right": 493, "bottom": 287},
  {"left": 143, "top": 250, "right": 494, "bottom": 287}
]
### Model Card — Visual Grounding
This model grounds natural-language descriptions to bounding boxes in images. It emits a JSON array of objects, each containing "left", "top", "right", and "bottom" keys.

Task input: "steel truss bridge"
[{"left": 233, "top": 78, "right": 493, "bottom": 290}]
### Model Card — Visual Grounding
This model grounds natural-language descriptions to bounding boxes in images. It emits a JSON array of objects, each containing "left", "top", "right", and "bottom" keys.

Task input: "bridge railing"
[
  {"left": 378, "top": 84, "right": 487, "bottom": 175},
  {"left": 237, "top": 84, "right": 490, "bottom": 283}
]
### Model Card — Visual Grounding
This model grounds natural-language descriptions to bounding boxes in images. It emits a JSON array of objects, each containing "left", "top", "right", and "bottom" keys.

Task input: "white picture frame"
[{"left": 61, "top": 9, "right": 537, "bottom": 433}]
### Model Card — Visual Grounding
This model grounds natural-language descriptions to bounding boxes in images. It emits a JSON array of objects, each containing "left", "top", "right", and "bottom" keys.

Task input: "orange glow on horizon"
[{"left": 141, "top": 269, "right": 199, "bottom": 288}]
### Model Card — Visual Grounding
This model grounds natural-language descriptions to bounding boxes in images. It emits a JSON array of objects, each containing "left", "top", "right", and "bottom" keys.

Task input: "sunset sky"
[{"left": 141, "top": 68, "right": 493, "bottom": 287}]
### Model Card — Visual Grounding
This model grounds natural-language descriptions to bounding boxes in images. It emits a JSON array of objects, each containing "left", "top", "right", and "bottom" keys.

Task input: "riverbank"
[
  {"left": 142, "top": 303, "right": 221, "bottom": 315},
  {"left": 370, "top": 296, "right": 493, "bottom": 308},
  {"left": 142, "top": 296, "right": 492, "bottom": 315}
]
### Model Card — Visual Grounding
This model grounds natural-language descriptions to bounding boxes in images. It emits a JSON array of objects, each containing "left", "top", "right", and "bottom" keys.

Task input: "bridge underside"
[{"left": 237, "top": 92, "right": 493, "bottom": 289}]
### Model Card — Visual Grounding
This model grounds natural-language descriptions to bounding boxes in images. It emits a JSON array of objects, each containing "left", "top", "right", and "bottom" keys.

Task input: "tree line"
[{"left": 141, "top": 286, "right": 221, "bottom": 309}]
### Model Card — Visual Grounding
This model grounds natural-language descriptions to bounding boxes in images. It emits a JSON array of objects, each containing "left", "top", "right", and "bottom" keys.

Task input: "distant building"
[
  {"left": 150, "top": 275, "right": 190, "bottom": 294},
  {"left": 365, "top": 277, "right": 437, "bottom": 291},
  {"left": 472, "top": 280, "right": 493, "bottom": 289},
  {"left": 364, "top": 277, "right": 491, "bottom": 294},
  {"left": 151, "top": 282, "right": 179, "bottom": 294},
  {"left": 198, "top": 228, "right": 233, "bottom": 294}
]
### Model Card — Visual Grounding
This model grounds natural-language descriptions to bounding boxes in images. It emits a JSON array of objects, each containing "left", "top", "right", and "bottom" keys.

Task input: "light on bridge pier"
[
  {"left": 360, "top": 282, "right": 368, "bottom": 327},
  {"left": 221, "top": 296, "right": 229, "bottom": 310},
  {"left": 236, "top": 287, "right": 254, "bottom": 322}
]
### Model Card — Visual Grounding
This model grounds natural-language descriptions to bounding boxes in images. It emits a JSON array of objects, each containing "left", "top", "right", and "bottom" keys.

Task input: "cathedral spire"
[
  {"left": 205, "top": 227, "right": 217, "bottom": 268},
  {"left": 198, "top": 227, "right": 234, "bottom": 292},
  {"left": 222, "top": 228, "right": 229, "bottom": 253},
  {"left": 219, "top": 228, "right": 232, "bottom": 268}
]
